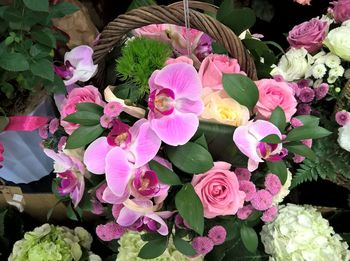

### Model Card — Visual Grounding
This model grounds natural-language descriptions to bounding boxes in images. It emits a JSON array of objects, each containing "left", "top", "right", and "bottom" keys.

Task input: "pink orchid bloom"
[
  {"left": 148, "top": 63, "right": 204, "bottom": 146},
  {"left": 54, "top": 45, "right": 98, "bottom": 86},
  {"left": 233, "top": 120, "right": 286, "bottom": 172},
  {"left": 43, "top": 148, "right": 85, "bottom": 206},
  {"left": 84, "top": 119, "right": 161, "bottom": 200},
  {"left": 116, "top": 199, "right": 173, "bottom": 236}
]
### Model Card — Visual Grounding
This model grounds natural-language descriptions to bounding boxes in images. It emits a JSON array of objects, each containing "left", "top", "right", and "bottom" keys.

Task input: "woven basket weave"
[{"left": 92, "top": 1, "right": 257, "bottom": 85}]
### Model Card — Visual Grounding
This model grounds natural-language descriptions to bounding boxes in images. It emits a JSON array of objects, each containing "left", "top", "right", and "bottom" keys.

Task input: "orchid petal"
[
  {"left": 102, "top": 186, "right": 130, "bottom": 204},
  {"left": 129, "top": 120, "right": 161, "bottom": 168},
  {"left": 105, "top": 147, "right": 133, "bottom": 197},
  {"left": 149, "top": 111, "right": 199, "bottom": 146},
  {"left": 248, "top": 158, "right": 260, "bottom": 172},
  {"left": 64, "top": 45, "right": 94, "bottom": 67},
  {"left": 145, "top": 213, "right": 169, "bottom": 236},
  {"left": 43, "top": 148, "right": 73, "bottom": 172},
  {"left": 71, "top": 175, "right": 85, "bottom": 207},
  {"left": 117, "top": 207, "right": 142, "bottom": 227},
  {"left": 176, "top": 98, "right": 204, "bottom": 115},
  {"left": 84, "top": 137, "right": 113, "bottom": 175},
  {"left": 248, "top": 120, "right": 282, "bottom": 141},
  {"left": 154, "top": 63, "right": 202, "bottom": 100}
]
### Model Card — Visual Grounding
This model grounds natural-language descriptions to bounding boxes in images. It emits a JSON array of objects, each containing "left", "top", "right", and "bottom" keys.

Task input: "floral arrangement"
[
  {"left": 271, "top": 0, "right": 350, "bottom": 188},
  {"left": 261, "top": 204, "right": 350, "bottom": 260},
  {"left": 9, "top": 224, "right": 100, "bottom": 261},
  {"left": 41, "top": 2, "right": 334, "bottom": 260}
]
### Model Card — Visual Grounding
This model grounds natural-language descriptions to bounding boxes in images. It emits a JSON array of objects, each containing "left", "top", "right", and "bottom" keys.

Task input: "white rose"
[
  {"left": 271, "top": 48, "right": 310, "bottom": 81},
  {"left": 325, "top": 53, "right": 341, "bottom": 68},
  {"left": 312, "top": 64, "right": 327, "bottom": 79},
  {"left": 324, "top": 24, "right": 350, "bottom": 61},
  {"left": 329, "top": 66, "right": 344, "bottom": 77},
  {"left": 338, "top": 121, "right": 350, "bottom": 152}
]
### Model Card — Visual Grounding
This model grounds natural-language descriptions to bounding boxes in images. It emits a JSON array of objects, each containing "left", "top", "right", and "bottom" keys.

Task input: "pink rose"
[
  {"left": 287, "top": 18, "right": 328, "bottom": 53},
  {"left": 254, "top": 79, "right": 297, "bottom": 122},
  {"left": 61, "top": 85, "right": 105, "bottom": 134},
  {"left": 198, "top": 54, "right": 244, "bottom": 90},
  {"left": 133, "top": 24, "right": 170, "bottom": 43},
  {"left": 165, "top": 56, "right": 194, "bottom": 66},
  {"left": 332, "top": 0, "right": 350, "bottom": 23},
  {"left": 191, "top": 162, "right": 245, "bottom": 219}
]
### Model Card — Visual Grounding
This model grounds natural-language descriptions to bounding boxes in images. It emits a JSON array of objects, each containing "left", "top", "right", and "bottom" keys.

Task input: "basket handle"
[{"left": 93, "top": 2, "right": 257, "bottom": 80}]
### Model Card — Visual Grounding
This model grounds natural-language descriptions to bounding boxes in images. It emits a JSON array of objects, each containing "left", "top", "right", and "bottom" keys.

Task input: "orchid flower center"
[
  {"left": 257, "top": 141, "right": 287, "bottom": 162},
  {"left": 107, "top": 120, "right": 132, "bottom": 148},
  {"left": 54, "top": 61, "right": 75, "bottom": 79},
  {"left": 148, "top": 88, "right": 175, "bottom": 116},
  {"left": 133, "top": 170, "right": 160, "bottom": 197}
]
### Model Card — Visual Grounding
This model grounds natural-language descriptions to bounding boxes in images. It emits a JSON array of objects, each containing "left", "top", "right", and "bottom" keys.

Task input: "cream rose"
[
  {"left": 271, "top": 48, "right": 310, "bottom": 81},
  {"left": 200, "top": 88, "right": 250, "bottom": 126},
  {"left": 324, "top": 23, "right": 350, "bottom": 62}
]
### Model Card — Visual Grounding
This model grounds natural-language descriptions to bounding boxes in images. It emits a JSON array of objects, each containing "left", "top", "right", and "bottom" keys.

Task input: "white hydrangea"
[
  {"left": 272, "top": 170, "right": 292, "bottom": 205},
  {"left": 329, "top": 66, "right": 345, "bottom": 78},
  {"left": 270, "top": 48, "right": 310, "bottom": 81},
  {"left": 311, "top": 64, "right": 327, "bottom": 79},
  {"left": 325, "top": 53, "right": 341, "bottom": 68},
  {"left": 117, "top": 232, "right": 203, "bottom": 261},
  {"left": 338, "top": 121, "right": 350, "bottom": 152},
  {"left": 261, "top": 204, "right": 350, "bottom": 261}
]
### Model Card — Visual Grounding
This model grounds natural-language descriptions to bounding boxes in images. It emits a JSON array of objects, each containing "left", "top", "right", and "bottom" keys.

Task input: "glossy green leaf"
[
  {"left": 294, "top": 115, "right": 320, "bottom": 126},
  {"left": 285, "top": 126, "right": 332, "bottom": 142},
  {"left": 0, "top": 52, "right": 29, "bottom": 72},
  {"left": 141, "top": 233, "right": 164, "bottom": 241},
  {"left": 193, "top": 134, "right": 208, "bottom": 150},
  {"left": 67, "top": 203, "right": 79, "bottom": 221},
  {"left": 148, "top": 160, "right": 182, "bottom": 185},
  {"left": 175, "top": 184, "right": 204, "bottom": 235},
  {"left": 222, "top": 74, "right": 259, "bottom": 110},
  {"left": 65, "top": 125, "right": 104, "bottom": 149},
  {"left": 138, "top": 237, "right": 168, "bottom": 259},
  {"left": 31, "top": 29, "right": 56, "bottom": 48},
  {"left": 270, "top": 106, "right": 286, "bottom": 132},
  {"left": 240, "top": 225, "right": 258, "bottom": 253},
  {"left": 23, "top": 0, "right": 49, "bottom": 12},
  {"left": 50, "top": 2, "right": 79, "bottom": 18},
  {"left": 261, "top": 134, "right": 281, "bottom": 144},
  {"left": 266, "top": 160, "right": 287, "bottom": 184},
  {"left": 285, "top": 144, "right": 317, "bottom": 161},
  {"left": 63, "top": 111, "right": 101, "bottom": 126},
  {"left": 173, "top": 236, "right": 197, "bottom": 256},
  {"left": 30, "top": 59, "right": 54, "bottom": 81},
  {"left": 76, "top": 102, "right": 104, "bottom": 115},
  {"left": 166, "top": 142, "right": 213, "bottom": 174}
]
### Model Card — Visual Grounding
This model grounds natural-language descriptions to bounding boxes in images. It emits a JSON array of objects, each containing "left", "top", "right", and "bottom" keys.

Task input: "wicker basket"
[{"left": 92, "top": 1, "right": 257, "bottom": 86}]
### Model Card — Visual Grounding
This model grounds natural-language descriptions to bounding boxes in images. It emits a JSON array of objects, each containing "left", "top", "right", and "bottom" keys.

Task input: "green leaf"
[
  {"left": 30, "top": 59, "right": 54, "bottom": 81},
  {"left": 65, "top": 125, "right": 104, "bottom": 149},
  {"left": 285, "top": 126, "right": 332, "bottom": 142},
  {"left": 0, "top": 116, "right": 9, "bottom": 131},
  {"left": 222, "top": 74, "right": 259, "bottom": 110},
  {"left": 166, "top": 142, "right": 213, "bottom": 174},
  {"left": 3, "top": 8, "right": 22, "bottom": 23},
  {"left": 269, "top": 107, "right": 286, "bottom": 132},
  {"left": 23, "top": 0, "right": 49, "bottom": 12},
  {"left": 173, "top": 236, "right": 197, "bottom": 256},
  {"left": 212, "top": 42, "right": 228, "bottom": 54},
  {"left": 294, "top": 115, "right": 320, "bottom": 126},
  {"left": 261, "top": 134, "right": 281, "bottom": 144},
  {"left": 1, "top": 82, "right": 14, "bottom": 98},
  {"left": 76, "top": 102, "right": 104, "bottom": 115},
  {"left": 194, "top": 134, "right": 208, "bottom": 150},
  {"left": 138, "top": 237, "right": 168, "bottom": 259},
  {"left": 175, "top": 184, "right": 204, "bottom": 235},
  {"left": 285, "top": 144, "right": 317, "bottom": 161},
  {"left": 240, "top": 225, "right": 258, "bottom": 253},
  {"left": 45, "top": 74, "right": 65, "bottom": 93},
  {"left": 47, "top": 199, "right": 64, "bottom": 221},
  {"left": 78, "top": 192, "right": 93, "bottom": 211},
  {"left": 148, "top": 160, "right": 182, "bottom": 185},
  {"left": 67, "top": 203, "right": 79, "bottom": 221},
  {"left": 141, "top": 233, "right": 164, "bottom": 241},
  {"left": 128, "top": 0, "right": 156, "bottom": 11},
  {"left": 217, "top": 0, "right": 256, "bottom": 35},
  {"left": 0, "top": 52, "right": 29, "bottom": 72},
  {"left": 63, "top": 111, "right": 101, "bottom": 126},
  {"left": 266, "top": 160, "right": 287, "bottom": 184},
  {"left": 30, "top": 44, "right": 51, "bottom": 58},
  {"left": 50, "top": 2, "right": 79, "bottom": 18},
  {"left": 31, "top": 28, "right": 56, "bottom": 48}
]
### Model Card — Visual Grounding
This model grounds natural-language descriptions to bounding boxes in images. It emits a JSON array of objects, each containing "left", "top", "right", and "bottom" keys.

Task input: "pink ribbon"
[{"left": 4, "top": 116, "right": 48, "bottom": 131}]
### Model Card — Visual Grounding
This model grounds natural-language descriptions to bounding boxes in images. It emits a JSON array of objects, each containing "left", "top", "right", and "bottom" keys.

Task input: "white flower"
[
  {"left": 338, "top": 121, "right": 350, "bottom": 152},
  {"left": 329, "top": 66, "right": 345, "bottom": 77},
  {"left": 344, "top": 69, "right": 350, "bottom": 79},
  {"left": 117, "top": 232, "right": 203, "bottom": 261},
  {"left": 261, "top": 204, "right": 350, "bottom": 261},
  {"left": 271, "top": 48, "right": 310, "bottom": 81},
  {"left": 310, "top": 51, "right": 326, "bottom": 65},
  {"left": 312, "top": 64, "right": 327, "bottom": 79},
  {"left": 273, "top": 170, "right": 292, "bottom": 205},
  {"left": 327, "top": 75, "right": 338, "bottom": 84},
  {"left": 313, "top": 79, "right": 323, "bottom": 88},
  {"left": 325, "top": 53, "right": 341, "bottom": 68},
  {"left": 324, "top": 24, "right": 350, "bottom": 62},
  {"left": 320, "top": 14, "right": 334, "bottom": 26}
]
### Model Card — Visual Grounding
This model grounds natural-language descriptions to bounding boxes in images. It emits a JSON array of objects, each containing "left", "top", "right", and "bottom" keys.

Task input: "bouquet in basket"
[{"left": 41, "top": 1, "right": 347, "bottom": 260}]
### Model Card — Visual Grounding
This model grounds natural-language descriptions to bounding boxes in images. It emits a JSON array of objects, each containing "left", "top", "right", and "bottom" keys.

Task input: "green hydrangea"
[
  {"left": 9, "top": 224, "right": 100, "bottom": 261},
  {"left": 261, "top": 204, "right": 350, "bottom": 261},
  {"left": 117, "top": 232, "right": 203, "bottom": 261}
]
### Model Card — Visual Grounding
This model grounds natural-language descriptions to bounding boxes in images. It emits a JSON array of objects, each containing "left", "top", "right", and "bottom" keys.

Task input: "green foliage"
[
  {"left": 148, "top": 160, "right": 182, "bottom": 185},
  {"left": 291, "top": 134, "right": 350, "bottom": 188},
  {"left": 127, "top": 0, "right": 156, "bottom": 11},
  {"left": 138, "top": 237, "right": 168, "bottom": 259},
  {"left": 115, "top": 37, "right": 172, "bottom": 102},
  {"left": 0, "top": 0, "right": 78, "bottom": 113}
]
